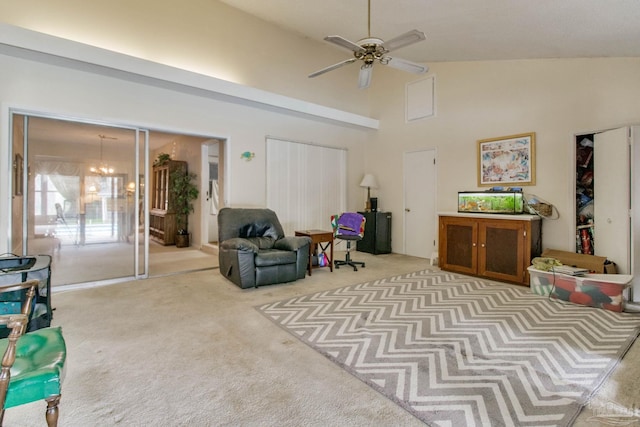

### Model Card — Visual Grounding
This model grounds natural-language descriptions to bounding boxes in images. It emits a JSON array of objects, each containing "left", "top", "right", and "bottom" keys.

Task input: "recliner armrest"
[
  {"left": 220, "top": 238, "right": 260, "bottom": 252},
  {"left": 274, "top": 236, "right": 311, "bottom": 251}
]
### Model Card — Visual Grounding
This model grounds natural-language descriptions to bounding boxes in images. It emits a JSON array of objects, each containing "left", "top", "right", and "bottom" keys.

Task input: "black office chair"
[{"left": 331, "top": 212, "right": 366, "bottom": 271}]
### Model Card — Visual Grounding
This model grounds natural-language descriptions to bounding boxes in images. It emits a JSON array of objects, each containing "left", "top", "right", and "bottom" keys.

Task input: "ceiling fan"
[{"left": 309, "top": 0, "right": 429, "bottom": 89}]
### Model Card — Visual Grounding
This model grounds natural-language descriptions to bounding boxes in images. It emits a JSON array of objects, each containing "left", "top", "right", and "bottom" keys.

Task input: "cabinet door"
[
  {"left": 439, "top": 216, "right": 477, "bottom": 275},
  {"left": 594, "top": 127, "right": 630, "bottom": 274},
  {"left": 375, "top": 212, "right": 392, "bottom": 254},
  {"left": 356, "top": 212, "right": 375, "bottom": 253},
  {"left": 478, "top": 219, "right": 525, "bottom": 283}
]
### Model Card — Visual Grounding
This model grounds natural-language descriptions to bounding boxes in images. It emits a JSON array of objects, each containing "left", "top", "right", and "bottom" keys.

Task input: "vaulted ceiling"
[
  {"left": 12, "top": 1, "right": 640, "bottom": 149},
  {"left": 219, "top": 0, "right": 640, "bottom": 63}
]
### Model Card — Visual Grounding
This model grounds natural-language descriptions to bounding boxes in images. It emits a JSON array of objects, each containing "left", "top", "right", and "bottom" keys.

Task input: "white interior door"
[
  {"left": 631, "top": 126, "right": 640, "bottom": 302},
  {"left": 594, "top": 127, "right": 630, "bottom": 274},
  {"left": 201, "top": 141, "right": 220, "bottom": 244},
  {"left": 403, "top": 149, "right": 437, "bottom": 258}
]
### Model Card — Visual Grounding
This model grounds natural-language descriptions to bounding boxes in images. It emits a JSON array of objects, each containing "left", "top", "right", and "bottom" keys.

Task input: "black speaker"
[{"left": 370, "top": 197, "right": 378, "bottom": 212}]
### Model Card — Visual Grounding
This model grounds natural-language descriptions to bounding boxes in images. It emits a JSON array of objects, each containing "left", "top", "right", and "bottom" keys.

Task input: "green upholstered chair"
[{"left": 0, "top": 280, "right": 66, "bottom": 427}]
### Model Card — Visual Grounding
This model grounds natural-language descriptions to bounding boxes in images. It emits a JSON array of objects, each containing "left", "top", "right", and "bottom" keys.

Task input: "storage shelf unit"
[
  {"left": 149, "top": 160, "right": 186, "bottom": 245},
  {"left": 438, "top": 213, "right": 541, "bottom": 285}
]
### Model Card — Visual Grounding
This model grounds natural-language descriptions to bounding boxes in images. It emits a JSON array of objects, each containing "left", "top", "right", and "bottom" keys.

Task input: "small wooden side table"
[{"left": 294, "top": 229, "right": 334, "bottom": 276}]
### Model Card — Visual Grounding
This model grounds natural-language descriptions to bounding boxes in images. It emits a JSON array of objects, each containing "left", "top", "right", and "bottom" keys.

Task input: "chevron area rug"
[{"left": 257, "top": 270, "right": 640, "bottom": 426}]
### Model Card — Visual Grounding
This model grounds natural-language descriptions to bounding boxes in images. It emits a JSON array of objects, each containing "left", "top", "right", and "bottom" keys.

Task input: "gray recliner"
[{"left": 217, "top": 207, "right": 311, "bottom": 288}]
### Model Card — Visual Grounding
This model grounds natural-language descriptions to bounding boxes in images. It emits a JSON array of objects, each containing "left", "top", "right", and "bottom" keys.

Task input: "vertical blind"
[{"left": 266, "top": 137, "right": 346, "bottom": 235}]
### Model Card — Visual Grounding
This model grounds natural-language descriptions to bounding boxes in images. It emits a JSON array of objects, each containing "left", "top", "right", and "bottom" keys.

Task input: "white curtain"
[
  {"left": 266, "top": 137, "right": 346, "bottom": 235},
  {"left": 35, "top": 160, "right": 82, "bottom": 210}
]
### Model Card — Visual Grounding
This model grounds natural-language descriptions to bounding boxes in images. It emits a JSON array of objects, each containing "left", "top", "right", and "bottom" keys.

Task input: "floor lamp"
[{"left": 359, "top": 174, "right": 378, "bottom": 211}]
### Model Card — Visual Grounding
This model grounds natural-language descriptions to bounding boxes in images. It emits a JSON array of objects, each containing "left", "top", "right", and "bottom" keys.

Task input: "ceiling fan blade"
[
  {"left": 385, "top": 56, "right": 429, "bottom": 74},
  {"left": 309, "top": 58, "right": 357, "bottom": 78},
  {"left": 324, "top": 35, "right": 365, "bottom": 54},
  {"left": 380, "top": 29, "right": 426, "bottom": 52},
  {"left": 358, "top": 65, "right": 373, "bottom": 89}
]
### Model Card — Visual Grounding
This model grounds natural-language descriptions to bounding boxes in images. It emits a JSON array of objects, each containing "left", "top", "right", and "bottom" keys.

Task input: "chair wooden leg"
[{"left": 45, "top": 395, "right": 61, "bottom": 427}]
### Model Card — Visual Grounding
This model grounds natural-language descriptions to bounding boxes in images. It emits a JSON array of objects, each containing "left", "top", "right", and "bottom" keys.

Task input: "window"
[{"left": 34, "top": 174, "right": 66, "bottom": 217}]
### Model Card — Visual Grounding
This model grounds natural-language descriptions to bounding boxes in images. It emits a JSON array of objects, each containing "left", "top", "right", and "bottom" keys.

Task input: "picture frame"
[
  {"left": 477, "top": 132, "right": 536, "bottom": 186},
  {"left": 13, "top": 153, "right": 23, "bottom": 196}
]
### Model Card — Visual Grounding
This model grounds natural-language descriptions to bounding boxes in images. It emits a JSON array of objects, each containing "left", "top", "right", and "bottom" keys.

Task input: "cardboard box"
[
  {"left": 541, "top": 249, "right": 617, "bottom": 274},
  {"left": 528, "top": 266, "right": 632, "bottom": 312}
]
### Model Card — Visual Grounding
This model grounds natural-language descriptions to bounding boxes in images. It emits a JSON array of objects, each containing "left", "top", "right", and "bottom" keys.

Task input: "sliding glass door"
[{"left": 12, "top": 113, "right": 147, "bottom": 286}]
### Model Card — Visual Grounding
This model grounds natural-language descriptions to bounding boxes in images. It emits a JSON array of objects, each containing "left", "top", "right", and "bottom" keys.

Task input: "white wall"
[
  {"left": 2, "top": 2, "right": 640, "bottom": 258},
  {"left": 0, "top": 0, "right": 370, "bottom": 116},
  {"left": 0, "top": 49, "right": 371, "bottom": 252},
  {"left": 368, "top": 58, "right": 640, "bottom": 252}
]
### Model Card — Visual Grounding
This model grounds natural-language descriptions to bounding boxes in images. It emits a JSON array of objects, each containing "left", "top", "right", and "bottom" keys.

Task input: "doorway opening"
[
  {"left": 200, "top": 140, "right": 225, "bottom": 256},
  {"left": 10, "top": 112, "right": 225, "bottom": 288}
]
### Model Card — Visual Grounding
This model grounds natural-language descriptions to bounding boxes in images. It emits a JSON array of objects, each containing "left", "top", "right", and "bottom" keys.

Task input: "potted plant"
[
  {"left": 170, "top": 167, "right": 199, "bottom": 248},
  {"left": 154, "top": 152, "right": 171, "bottom": 166}
]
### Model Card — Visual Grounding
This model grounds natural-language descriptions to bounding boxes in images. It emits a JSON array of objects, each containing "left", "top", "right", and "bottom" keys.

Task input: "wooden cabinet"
[
  {"left": 149, "top": 160, "right": 186, "bottom": 245},
  {"left": 438, "top": 214, "right": 541, "bottom": 285}
]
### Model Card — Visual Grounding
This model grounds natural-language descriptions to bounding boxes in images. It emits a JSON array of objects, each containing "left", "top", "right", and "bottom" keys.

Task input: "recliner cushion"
[
  {"left": 245, "top": 237, "right": 276, "bottom": 249},
  {"left": 254, "top": 249, "right": 296, "bottom": 267}
]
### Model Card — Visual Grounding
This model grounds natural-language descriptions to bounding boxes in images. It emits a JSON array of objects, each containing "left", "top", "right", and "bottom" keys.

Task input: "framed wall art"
[{"left": 477, "top": 132, "right": 536, "bottom": 186}]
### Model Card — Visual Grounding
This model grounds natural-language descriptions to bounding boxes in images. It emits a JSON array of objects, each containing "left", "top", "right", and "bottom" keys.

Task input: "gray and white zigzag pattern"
[{"left": 257, "top": 270, "right": 640, "bottom": 426}]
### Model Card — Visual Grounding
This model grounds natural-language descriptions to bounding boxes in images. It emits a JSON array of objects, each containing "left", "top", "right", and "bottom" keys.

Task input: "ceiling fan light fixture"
[
  {"left": 358, "top": 64, "right": 373, "bottom": 89},
  {"left": 308, "top": 1, "right": 429, "bottom": 88}
]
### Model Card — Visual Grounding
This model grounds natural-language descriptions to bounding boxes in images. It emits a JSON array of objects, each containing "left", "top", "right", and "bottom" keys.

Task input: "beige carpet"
[
  {"left": 4, "top": 252, "right": 640, "bottom": 426},
  {"left": 47, "top": 242, "right": 217, "bottom": 287}
]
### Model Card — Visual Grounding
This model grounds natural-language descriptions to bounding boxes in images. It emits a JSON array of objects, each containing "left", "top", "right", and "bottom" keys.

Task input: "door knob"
[{"left": 405, "top": 208, "right": 411, "bottom": 212}]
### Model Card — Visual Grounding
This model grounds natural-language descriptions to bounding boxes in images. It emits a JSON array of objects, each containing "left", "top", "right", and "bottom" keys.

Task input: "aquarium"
[{"left": 458, "top": 191, "right": 524, "bottom": 214}]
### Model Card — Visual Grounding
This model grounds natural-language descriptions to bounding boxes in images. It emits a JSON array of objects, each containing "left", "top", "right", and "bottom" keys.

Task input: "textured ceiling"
[{"left": 219, "top": 0, "right": 640, "bottom": 63}]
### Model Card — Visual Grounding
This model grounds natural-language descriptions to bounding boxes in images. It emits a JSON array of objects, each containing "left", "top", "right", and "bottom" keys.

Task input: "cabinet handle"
[
  {"left": 472, "top": 243, "right": 476, "bottom": 247},
  {"left": 481, "top": 243, "right": 485, "bottom": 248}
]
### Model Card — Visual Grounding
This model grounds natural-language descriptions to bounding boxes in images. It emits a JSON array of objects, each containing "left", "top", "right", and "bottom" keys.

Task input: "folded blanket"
[
  {"left": 531, "top": 257, "right": 562, "bottom": 271},
  {"left": 336, "top": 213, "right": 364, "bottom": 236}
]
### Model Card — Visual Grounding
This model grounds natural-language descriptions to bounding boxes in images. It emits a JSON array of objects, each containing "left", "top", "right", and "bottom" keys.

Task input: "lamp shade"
[{"left": 359, "top": 174, "right": 378, "bottom": 189}]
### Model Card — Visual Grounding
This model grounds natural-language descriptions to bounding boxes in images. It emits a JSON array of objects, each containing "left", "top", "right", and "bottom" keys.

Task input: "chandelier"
[{"left": 90, "top": 134, "right": 116, "bottom": 175}]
